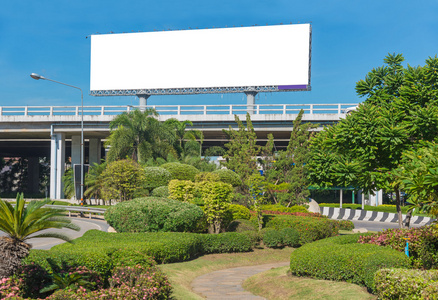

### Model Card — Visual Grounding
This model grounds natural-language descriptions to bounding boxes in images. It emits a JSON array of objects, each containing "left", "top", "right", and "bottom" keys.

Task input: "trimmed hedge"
[
  {"left": 200, "top": 232, "right": 254, "bottom": 253},
  {"left": 212, "top": 169, "right": 242, "bottom": 187},
  {"left": 105, "top": 197, "right": 204, "bottom": 233},
  {"left": 260, "top": 204, "right": 308, "bottom": 213},
  {"left": 374, "top": 268, "right": 438, "bottom": 299},
  {"left": 160, "top": 162, "right": 199, "bottom": 181},
  {"left": 143, "top": 167, "right": 172, "bottom": 190},
  {"left": 290, "top": 234, "right": 410, "bottom": 293},
  {"left": 151, "top": 186, "right": 169, "bottom": 198},
  {"left": 263, "top": 228, "right": 300, "bottom": 248},
  {"left": 265, "top": 215, "right": 339, "bottom": 245}
]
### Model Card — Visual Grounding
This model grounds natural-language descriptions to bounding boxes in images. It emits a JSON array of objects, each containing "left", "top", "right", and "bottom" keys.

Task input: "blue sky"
[{"left": 1, "top": 0, "right": 437, "bottom": 108}]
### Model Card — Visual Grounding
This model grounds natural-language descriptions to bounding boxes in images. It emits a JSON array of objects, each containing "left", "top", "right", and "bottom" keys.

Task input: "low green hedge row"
[
  {"left": 289, "top": 234, "right": 411, "bottom": 293},
  {"left": 260, "top": 204, "right": 308, "bottom": 213},
  {"left": 374, "top": 268, "right": 438, "bottom": 299},
  {"left": 105, "top": 197, "right": 204, "bottom": 233},
  {"left": 24, "top": 230, "right": 256, "bottom": 279},
  {"left": 265, "top": 215, "right": 339, "bottom": 244},
  {"left": 263, "top": 228, "right": 300, "bottom": 248}
]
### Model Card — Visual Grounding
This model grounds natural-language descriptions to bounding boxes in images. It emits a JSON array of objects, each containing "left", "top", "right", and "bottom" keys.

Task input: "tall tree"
[
  {"left": 106, "top": 109, "right": 176, "bottom": 163},
  {"left": 264, "top": 110, "right": 315, "bottom": 206},
  {"left": 0, "top": 193, "right": 80, "bottom": 278},
  {"left": 164, "top": 119, "right": 204, "bottom": 158},
  {"left": 307, "top": 54, "right": 438, "bottom": 228}
]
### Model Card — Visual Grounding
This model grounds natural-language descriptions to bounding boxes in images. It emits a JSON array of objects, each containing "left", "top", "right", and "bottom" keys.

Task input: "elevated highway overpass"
[{"left": 0, "top": 103, "right": 357, "bottom": 199}]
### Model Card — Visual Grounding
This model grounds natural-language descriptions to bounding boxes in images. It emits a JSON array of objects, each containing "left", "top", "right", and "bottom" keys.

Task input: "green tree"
[
  {"left": 307, "top": 54, "right": 438, "bottom": 228},
  {"left": 223, "top": 113, "right": 260, "bottom": 204},
  {"left": 164, "top": 119, "right": 204, "bottom": 158},
  {"left": 247, "top": 173, "right": 267, "bottom": 231},
  {"left": 0, "top": 193, "right": 80, "bottom": 278},
  {"left": 84, "top": 161, "right": 107, "bottom": 205},
  {"left": 106, "top": 109, "right": 176, "bottom": 163},
  {"left": 197, "top": 180, "right": 233, "bottom": 234},
  {"left": 396, "top": 142, "right": 438, "bottom": 218},
  {"left": 264, "top": 110, "right": 315, "bottom": 206},
  {"left": 101, "top": 159, "right": 147, "bottom": 202}
]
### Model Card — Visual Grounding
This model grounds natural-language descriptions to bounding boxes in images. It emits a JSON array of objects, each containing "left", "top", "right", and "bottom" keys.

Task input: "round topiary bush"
[
  {"left": 213, "top": 169, "right": 242, "bottom": 187},
  {"left": 143, "top": 167, "right": 172, "bottom": 191},
  {"left": 161, "top": 162, "right": 200, "bottom": 181},
  {"left": 227, "top": 204, "right": 251, "bottom": 220},
  {"left": 104, "top": 197, "right": 204, "bottom": 233},
  {"left": 151, "top": 186, "right": 169, "bottom": 198}
]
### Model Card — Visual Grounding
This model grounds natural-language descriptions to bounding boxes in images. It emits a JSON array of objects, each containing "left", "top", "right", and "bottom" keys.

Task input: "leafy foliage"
[
  {"left": 212, "top": 169, "right": 243, "bottom": 187},
  {"left": 161, "top": 162, "right": 199, "bottom": 181},
  {"left": 168, "top": 180, "right": 196, "bottom": 203},
  {"left": 374, "top": 268, "right": 438, "bottom": 300},
  {"left": 104, "top": 197, "right": 204, "bottom": 233},
  {"left": 106, "top": 109, "right": 176, "bottom": 163},
  {"left": 247, "top": 173, "right": 267, "bottom": 231},
  {"left": 307, "top": 54, "right": 438, "bottom": 228},
  {"left": 290, "top": 234, "right": 410, "bottom": 293},
  {"left": 151, "top": 186, "right": 169, "bottom": 198},
  {"left": 101, "top": 159, "right": 147, "bottom": 202},
  {"left": 0, "top": 193, "right": 80, "bottom": 278},
  {"left": 143, "top": 167, "right": 172, "bottom": 191}
]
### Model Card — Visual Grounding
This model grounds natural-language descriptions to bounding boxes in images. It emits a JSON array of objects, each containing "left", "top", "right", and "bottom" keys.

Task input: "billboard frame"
[{"left": 90, "top": 24, "right": 312, "bottom": 97}]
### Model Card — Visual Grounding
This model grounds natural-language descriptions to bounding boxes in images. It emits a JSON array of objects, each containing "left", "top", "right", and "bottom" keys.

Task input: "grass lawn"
[
  {"left": 159, "top": 246, "right": 377, "bottom": 300},
  {"left": 243, "top": 266, "right": 376, "bottom": 300}
]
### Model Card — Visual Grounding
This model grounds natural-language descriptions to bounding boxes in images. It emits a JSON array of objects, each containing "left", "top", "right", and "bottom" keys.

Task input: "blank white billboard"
[{"left": 90, "top": 24, "right": 311, "bottom": 94}]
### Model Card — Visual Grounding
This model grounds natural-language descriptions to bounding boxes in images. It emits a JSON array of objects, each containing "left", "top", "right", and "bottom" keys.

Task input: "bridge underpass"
[{"left": 0, "top": 103, "right": 355, "bottom": 199}]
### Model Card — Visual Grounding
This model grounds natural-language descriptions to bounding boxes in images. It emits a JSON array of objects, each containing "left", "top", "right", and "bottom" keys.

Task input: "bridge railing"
[{"left": 0, "top": 103, "right": 358, "bottom": 117}]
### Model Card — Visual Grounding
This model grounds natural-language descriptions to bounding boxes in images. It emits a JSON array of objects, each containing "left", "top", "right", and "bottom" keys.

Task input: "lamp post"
[{"left": 30, "top": 73, "right": 85, "bottom": 205}]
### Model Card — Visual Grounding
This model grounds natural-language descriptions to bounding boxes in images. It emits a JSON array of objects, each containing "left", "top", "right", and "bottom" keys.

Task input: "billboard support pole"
[
  {"left": 138, "top": 94, "right": 150, "bottom": 111},
  {"left": 245, "top": 91, "right": 257, "bottom": 115}
]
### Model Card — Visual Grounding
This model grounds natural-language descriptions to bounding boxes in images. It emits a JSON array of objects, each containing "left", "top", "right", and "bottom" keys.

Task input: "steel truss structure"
[{"left": 89, "top": 85, "right": 310, "bottom": 96}]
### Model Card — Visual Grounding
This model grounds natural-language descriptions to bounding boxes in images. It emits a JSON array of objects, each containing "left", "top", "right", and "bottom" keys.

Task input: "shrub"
[
  {"left": 212, "top": 169, "right": 242, "bottom": 187},
  {"left": 262, "top": 230, "right": 284, "bottom": 248},
  {"left": 226, "top": 219, "right": 257, "bottom": 233},
  {"left": 290, "top": 234, "right": 411, "bottom": 293},
  {"left": 144, "top": 167, "right": 172, "bottom": 191},
  {"left": 151, "top": 186, "right": 169, "bottom": 198},
  {"left": 374, "top": 268, "right": 438, "bottom": 299},
  {"left": 265, "top": 215, "right": 339, "bottom": 245},
  {"left": 194, "top": 172, "right": 220, "bottom": 182},
  {"left": 281, "top": 227, "right": 300, "bottom": 247},
  {"left": 167, "top": 180, "right": 196, "bottom": 203},
  {"left": 104, "top": 197, "right": 204, "bottom": 233},
  {"left": 15, "top": 263, "right": 52, "bottom": 299},
  {"left": 101, "top": 159, "right": 147, "bottom": 202},
  {"left": 200, "top": 232, "right": 254, "bottom": 253},
  {"left": 260, "top": 204, "right": 308, "bottom": 213},
  {"left": 0, "top": 277, "right": 22, "bottom": 299},
  {"left": 337, "top": 220, "right": 355, "bottom": 231},
  {"left": 358, "top": 224, "right": 438, "bottom": 269},
  {"left": 227, "top": 204, "right": 251, "bottom": 220},
  {"left": 262, "top": 228, "right": 300, "bottom": 248},
  {"left": 161, "top": 162, "right": 199, "bottom": 181}
]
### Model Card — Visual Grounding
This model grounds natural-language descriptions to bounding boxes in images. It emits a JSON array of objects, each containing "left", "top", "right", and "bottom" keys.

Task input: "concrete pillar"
[
  {"left": 50, "top": 133, "right": 65, "bottom": 200},
  {"left": 245, "top": 92, "right": 257, "bottom": 115},
  {"left": 339, "top": 189, "right": 343, "bottom": 209},
  {"left": 71, "top": 135, "right": 81, "bottom": 167},
  {"left": 89, "top": 138, "right": 101, "bottom": 166},
  {"left": 138, "top": 94, "right": 150, "bottom": 111},
  {"left": 27, "top": 157, "right": 39, "bottom": 194}
]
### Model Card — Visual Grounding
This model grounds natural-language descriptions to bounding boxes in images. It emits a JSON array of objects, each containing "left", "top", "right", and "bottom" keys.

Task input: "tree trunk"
[
  {"left": 0, "top": 237, "right": 30, "bottom": 278},
  {"left": 404, "top": 210, "right": 412, "bottom": 229},
  {"left": 395, "top": 189, "right": 404, "bottom": 229}
]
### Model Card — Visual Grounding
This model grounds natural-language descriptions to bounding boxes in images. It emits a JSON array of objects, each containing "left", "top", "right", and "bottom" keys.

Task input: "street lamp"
[{"left": 30, "top": 73, "right": 85, "bottom": 205}]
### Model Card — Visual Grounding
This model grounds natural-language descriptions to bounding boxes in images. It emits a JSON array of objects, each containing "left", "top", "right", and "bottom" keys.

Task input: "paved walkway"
[{"left": 191, "top": 262, "right": 289, "bottom": 299}]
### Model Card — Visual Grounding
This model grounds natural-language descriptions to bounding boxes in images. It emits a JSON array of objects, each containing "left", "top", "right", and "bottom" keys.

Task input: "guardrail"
[
  {"left": 45, "top": 205, "right": 106, "bottom": 219},
  {"left": 0, "top": 103, "right": 358, "bottom": 117}
]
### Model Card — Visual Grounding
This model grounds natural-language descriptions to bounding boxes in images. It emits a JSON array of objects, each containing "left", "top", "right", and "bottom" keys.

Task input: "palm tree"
[
  {"left": 84, "top": 161, "right": 107, "bottom": 205},
  {"left": 0, "top": 193, "right": 80, "bottom": 278},
  {"left": 106, "top": 109, "right": 176, "bottom": 163},
  {"left": 164, "top": 119, "right": 204, "bottom": 158}
]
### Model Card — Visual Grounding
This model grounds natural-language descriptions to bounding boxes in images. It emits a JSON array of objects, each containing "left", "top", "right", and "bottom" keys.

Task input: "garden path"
[{"left": 191, "top": 261, "right": 289, "bottom": 299}]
